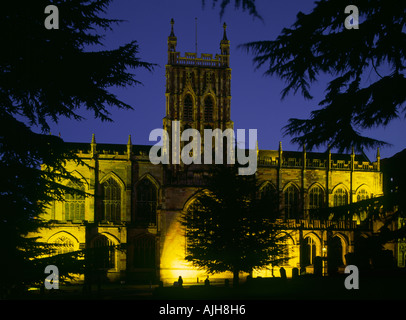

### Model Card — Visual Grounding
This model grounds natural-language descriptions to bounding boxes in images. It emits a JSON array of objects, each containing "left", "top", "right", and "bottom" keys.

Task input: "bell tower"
[{"left": 163, "top": 19, "right": 233, "bottom": 162}]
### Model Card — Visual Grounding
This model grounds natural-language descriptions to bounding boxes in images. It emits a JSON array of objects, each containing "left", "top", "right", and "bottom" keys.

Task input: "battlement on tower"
[
  {"left": 170, "top": 52, "right": 229, "bottom": 68},
  {"left": 167, "top": 19, "right": 230, "bottom": 67}
]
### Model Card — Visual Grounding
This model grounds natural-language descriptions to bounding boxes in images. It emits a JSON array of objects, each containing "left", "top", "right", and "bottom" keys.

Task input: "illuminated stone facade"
[{"left": 37, "top": 21, "right": 386, "bottom": 284}]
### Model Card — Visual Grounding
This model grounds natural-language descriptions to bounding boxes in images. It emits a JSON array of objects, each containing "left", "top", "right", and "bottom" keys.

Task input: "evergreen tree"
[
  {"left": 204, "top": 0, "right": 261, "bottom": 20},
  {"left": 180, "top": 166, "right": 289, "bottom": 286},
  {"left": 0, "top": 0, "right": 153, "bottom": 296},
  {"left": 0, "top": 0, "right": 260, "bottom": 297},
  {"left": 241, "top": 0, "right": 405, "bottom": 152}
]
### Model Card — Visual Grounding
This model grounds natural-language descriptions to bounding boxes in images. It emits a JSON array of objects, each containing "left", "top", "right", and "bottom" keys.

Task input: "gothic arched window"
[
  {"left": 53, "top": 236, "right": 75, "bottom": 255},
  {"left": 328, "top": 236, "right": 344, "bottom": 269},
  {"left": 356, "top": 188, "right": 370, "bottom": 202},
  {"left": 133, "top": 236, "right": 156, "bottom": 268},
  {"left": 302, "top": 237, "right": 317, "bottom": 266},
  {"left": 284, "top": 185, "right": 300, "bottom": 219},
  {"left": 204, "top": 96, "right": 214, "bottom": 122},
  {"left": 91, "top": 235, "right": 115, "bottom": 269},
  {"left": 64, "top": 182, "right": 85, "bottom": 221},
  {"left": 309, "top": 186, "right": 324, "bottom": 210},
  {"left": 183, "top": 95, "right": 193, "bottom": 121},
  {"left": 101, "top": 178, "right": 121, "bottom": 222},
  {"left": 333, "top": 187, "right": 348, "bottom": 207},
  {"left": 136, "top": 178, "right": 158, "bottom": 225},
  {"left": 356, "top": 188, "right": 370, "bottom": 222},
  {"left": 260, "top": 183, "right": 279, "bottom": 217}
]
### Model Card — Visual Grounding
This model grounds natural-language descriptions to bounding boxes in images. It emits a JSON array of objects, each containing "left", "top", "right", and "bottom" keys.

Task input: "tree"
[
  {"left": 0, "top": 0, "right": 153, "bottom": 296},
  {"left": 0, "top": 0, "right": 263, "bottom": 297},
  {"left": 179, "top": 165, "right": 289, "bottom": 286},
  {"left": 241, "top": 0, "right": 405, "bottom": 152},
  {"left": 203, "top": 0, "right": 262, "bottom": 20},
  {"left": 0, "top": 111, "right": 94, "bottom": 295}
]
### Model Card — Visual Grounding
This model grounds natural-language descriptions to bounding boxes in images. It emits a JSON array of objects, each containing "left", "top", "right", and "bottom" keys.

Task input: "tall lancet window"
[
  {"left": 357, "top": 189, "right": 370, "bottom": 202},
  {"left": 309, "top": 186, "right": 324, "bottom": 210},
  {"left": 204, "top": 96, "right": 214, "bottom": 122},
  {"left": 101, "top": 178, "right": 121, "bottom": 222},
  {"left": 136, "top": 178, "right": 157, "bottom": 225},
  {"left": 183, "top": 95, "right": 193, "bottom": 121},
  {"left": 64, "top": 182, "right": 85, "bottom": 221},
  {"left": 333, "top": 188, "right": 348, "bottom": 207},
  {"left": 284, "top": 185, "right": 300, "bottom": 219},
  {"left": 91, "top": 235, "right": 115, "bottom": 269}
]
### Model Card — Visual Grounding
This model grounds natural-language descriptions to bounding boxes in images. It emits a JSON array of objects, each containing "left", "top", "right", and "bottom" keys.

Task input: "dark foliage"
[
  {"left": 203, "top": 0, "right": 262, "bottom": 20},
  {"left": 1, "top": 0, "right": 154, "bottom": 130},
  {"left": 179, "top": 165, "right": 289, "bottom": 285},
  {"left": 0, "top": 0, "right": 153, "bottom": 295},
  {"left": 241, "top": 0, "right": 406, "bottom": 152}
]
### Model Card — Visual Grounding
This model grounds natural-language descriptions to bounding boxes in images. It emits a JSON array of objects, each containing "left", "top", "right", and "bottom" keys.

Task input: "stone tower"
[{"left": 163, "top": 19, "right": 234, "bottom": 164}]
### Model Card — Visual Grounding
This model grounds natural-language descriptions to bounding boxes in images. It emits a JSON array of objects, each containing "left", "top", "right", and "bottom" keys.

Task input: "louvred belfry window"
[
  {"left": 204, "top": 96, "right": 213, "bottom": 122},
  {"left": 183, "top": 95, "right": 193, "bottom": 121}
]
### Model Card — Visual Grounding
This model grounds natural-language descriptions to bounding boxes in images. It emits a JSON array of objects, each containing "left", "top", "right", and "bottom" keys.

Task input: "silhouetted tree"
[
  {"left": 0, "top": 113, "right": 89, "bottom": 296},
  {"left": 0, "top": 0, "right": 264, "bottom": 297},
  {"left": 0, "top": 0, "right": 153, "bottom": 296},
  {"left": 241, "top": 0, "right": 405, "bottom": 152},
  {"left": 180, "top": 166, "right": 289, "bottom": 286},
  {"left": 204, "top": 0, "right": 261, "bottom": 20}
]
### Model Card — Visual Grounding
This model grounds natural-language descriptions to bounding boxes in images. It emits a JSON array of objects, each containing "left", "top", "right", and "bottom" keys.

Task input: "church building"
[{"left": 36, "top": 20, "right": 385, "bottom": 284}]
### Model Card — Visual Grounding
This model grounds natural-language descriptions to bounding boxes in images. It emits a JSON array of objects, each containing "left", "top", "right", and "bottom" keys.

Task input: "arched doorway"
[
  {"left": 328, "top": 236, "right": 344, "bottom": 275},
  {"left": 300, "top": 234, "right": 322, "bottom": 275},
  {"left": 90, "top": 234, "right": 116, "bottom": 270},
  {"left": 354, "top": 235, "right": 370, "bottom": 269},
  {"left": 302, "top": 237, "right": 317, "bottom": 267},
  {"left": 130, "top": 235, "right": 157, "bottom": 283},
  {"left": 133, "top": 235, "right": 156, "bottom": 269}
]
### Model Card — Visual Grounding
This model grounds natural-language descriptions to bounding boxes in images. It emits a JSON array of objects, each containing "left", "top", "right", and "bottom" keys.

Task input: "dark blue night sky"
[{"left": 47, "top": 0, "right": 405, "bottom": 161}]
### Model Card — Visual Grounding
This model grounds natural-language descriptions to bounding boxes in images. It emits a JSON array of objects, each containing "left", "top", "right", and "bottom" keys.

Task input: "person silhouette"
[
  {"left": 204, "top": 276, "right": 210, "bottom": 286},
  {"left": 178, "top": 276, "right": 183, "bottom": 287}
]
